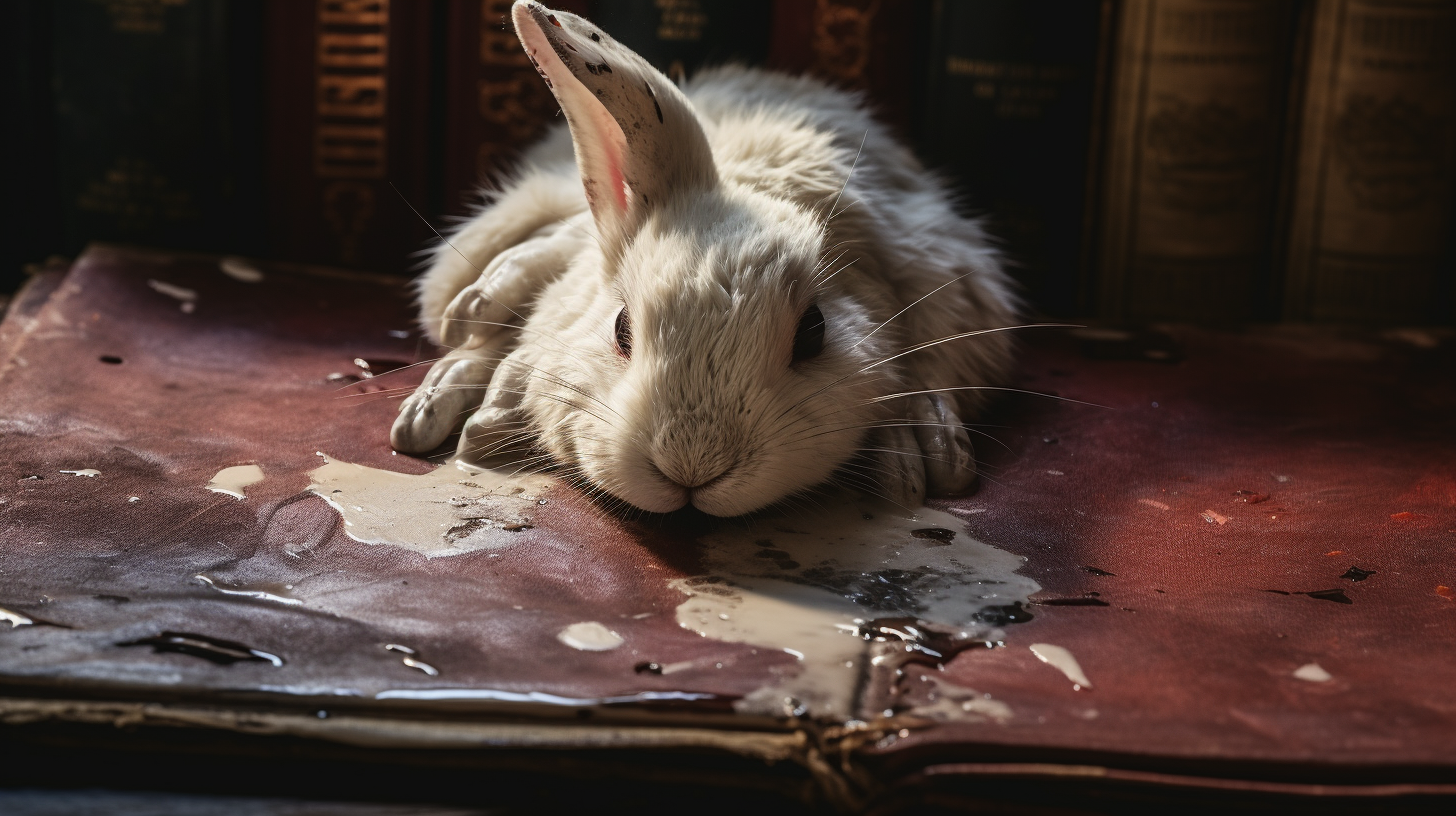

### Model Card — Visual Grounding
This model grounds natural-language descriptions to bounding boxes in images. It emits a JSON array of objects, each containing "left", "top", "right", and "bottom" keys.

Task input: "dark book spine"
[
  {"left": 1096, "top": 0, "right": 1301, "bottom": 323},
  {"left": 1281, "top": 0, "right": 1456, "bottom": 324},
  {"left": 920, "top": 0, "right": 1112, "bottom": 317},
  {"left": 440, "top": 0, "right": 590, "bottom": 219},
  {"left": 263, "top": 0, "right": 438, "bottom": 274},
  {"left": 591, "top": 0, "right": 774, "bottom": 80},
  {"left": 767, "top": 0, "right": 930, "bottom": 139},
  {"left": 0, "top": 1, "right": 59, "bottom": 293},
  {"left": 50, "top": 0, "right": 264, "bottom": 258}
]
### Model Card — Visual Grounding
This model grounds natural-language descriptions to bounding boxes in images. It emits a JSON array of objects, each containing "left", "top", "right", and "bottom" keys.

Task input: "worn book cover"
[
  {"left": 1096, "top": 0, "right": 1300, "bottom": 323},
  {"left": 1281, "top": 0, "right": 1456, "bottom": 323}
]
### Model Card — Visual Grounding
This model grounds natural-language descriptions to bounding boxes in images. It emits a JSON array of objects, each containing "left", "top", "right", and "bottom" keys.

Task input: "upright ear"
[{"left": 513, "top": 1, "right": 717, "bottom": 248}]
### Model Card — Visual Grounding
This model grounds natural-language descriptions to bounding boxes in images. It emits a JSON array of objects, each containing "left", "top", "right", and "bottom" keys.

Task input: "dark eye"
[
  {"left": 614, "top": 306, "right": 632, "bottom": 358},
  {"left": 792, "top": 304, "right": 825, "bottom": 364}
]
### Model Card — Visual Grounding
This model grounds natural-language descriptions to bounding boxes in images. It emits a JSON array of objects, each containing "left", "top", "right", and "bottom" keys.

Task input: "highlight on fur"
[{"left": 392, "top": 1, "right": 1018, "bottom": 517}]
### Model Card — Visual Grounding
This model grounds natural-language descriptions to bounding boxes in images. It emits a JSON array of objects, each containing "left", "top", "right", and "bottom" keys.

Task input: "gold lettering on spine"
[
  {"left": 812, "top": 0, "right": 879, "bottom": 85},
  {"left": 314, "top": 0, "right": 389, "bottom": 179}
]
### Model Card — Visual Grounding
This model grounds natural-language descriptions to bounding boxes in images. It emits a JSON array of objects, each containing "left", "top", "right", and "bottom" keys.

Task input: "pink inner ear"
[{"left": 515, "top": 5, "right": 631, "bottom": 227}]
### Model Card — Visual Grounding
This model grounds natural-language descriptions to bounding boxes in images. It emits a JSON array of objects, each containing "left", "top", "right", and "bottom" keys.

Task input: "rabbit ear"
[{"left": 512, "top": 2, "right": 717, "bottom": 248}]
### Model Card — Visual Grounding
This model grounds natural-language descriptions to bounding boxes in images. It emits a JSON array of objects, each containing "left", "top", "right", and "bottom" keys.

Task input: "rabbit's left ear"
[{"left": 513, "top": 1, "right": 718, "bottom": 250}]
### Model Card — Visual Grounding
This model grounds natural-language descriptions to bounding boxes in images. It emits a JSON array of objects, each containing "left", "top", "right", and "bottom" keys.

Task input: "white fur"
[{"left": 394, "top": 1, "right": 1017, "bottom": 517}]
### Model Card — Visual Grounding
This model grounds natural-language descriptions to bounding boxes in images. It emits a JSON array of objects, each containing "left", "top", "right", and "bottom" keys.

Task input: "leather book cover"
[
  {"left": 50, "top": 0, "right": 264, "bottom": 259},
  {"left": 919, "top": 0, "right": 1112, "bottom": 317},
  {"left": 1281, "top": 0, "right": 1456, "bottom": 324},
  {"left": 263, "top": 0, "right": 438, "bottom": 274},
  {"left": 1096, "top": 0, "right": 1300, "bottom": 323}
]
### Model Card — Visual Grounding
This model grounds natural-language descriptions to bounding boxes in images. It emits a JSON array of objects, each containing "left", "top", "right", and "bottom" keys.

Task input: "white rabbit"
[{"left": 392, "top": 1, "right": 1017, "bottom": 517}]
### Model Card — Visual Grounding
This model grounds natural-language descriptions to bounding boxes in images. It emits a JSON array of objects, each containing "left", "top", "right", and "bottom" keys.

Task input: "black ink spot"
[
  {"left": 1304, "top": 588, "right": 1352, "bottom": 604},
  {"left": 974, "top": 602, "right": 1034, "bottom": 626},
  {"left": 1083, "top": 566, "right": 1116, "bottom": 576},
  {"left": 590, "top": 32, "right": 601, "bottom": 42},
  {"left": 1340, "top": 566, "right": 1376, "bottom": 582},
  {"left": 99, "top": 355, "right": 123, "bottom": 364},
  {"left": 634, "top": 661, "right": 663, "bottom": 674},
  {"left": 1034, "top": 596, "right": 1111, "bottom": 607},
  {"left": 118, "top": 632, "right": 283, "bottom": 665},
  {"left": 910, "top": 527, "right": 955, "bottom": 545}
]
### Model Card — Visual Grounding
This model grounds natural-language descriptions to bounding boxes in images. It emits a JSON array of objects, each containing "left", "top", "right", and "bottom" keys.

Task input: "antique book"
[
  {"left": 767, "top": 0, "right": 929, "bottom": 139},
  {"left": 4, "top": 246, "right": 1456, "bottom": 807},
  {"left": 440, "top": 0, "right": 591, "bottom": 219},
  {"left": 1096, "top": 0, "right": 1300, "bottom": 323},
  {"left": 49, "top": 0, "right": 264, "bottom": 259},
  {"left": 920, "top": 0, "right": 1112, "bottom": 317},
  {"left": 592, "top": 0, "right": 773, "bottom": 80},
  {"left": 1281, "top": 0, "right": 1456, "bottom": 324},
  {"left": 263, "top": 0, "right": 437, "bottom": 274}
]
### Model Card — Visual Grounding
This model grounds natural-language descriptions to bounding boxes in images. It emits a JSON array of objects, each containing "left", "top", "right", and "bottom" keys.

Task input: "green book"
[{"left": 51, "top": 0, "right": 262, "bottom": 256}]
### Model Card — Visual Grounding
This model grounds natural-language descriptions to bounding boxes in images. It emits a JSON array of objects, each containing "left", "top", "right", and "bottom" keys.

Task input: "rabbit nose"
[{"left": 651, "top": 458, "right": 731, "bottom": 491}]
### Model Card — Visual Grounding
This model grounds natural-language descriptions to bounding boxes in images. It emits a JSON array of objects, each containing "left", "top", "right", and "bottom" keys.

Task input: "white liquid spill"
[
  {"left": 1, "top": 606, "right": 34, "bottom": 627},
  {"left": 206, "top": 464, "right": 265, "bottom": 499},
  {"left": 220, "top": 257, "right": 264, "bottom": 283},
  {"left": 374, "top": 688, "right": 714, "bottom": 705},
  {"left": 308, "top": 454, "right": 555, "bottom": 558},
  {"left": 403, "top": 657, "right": 440, "bottom": 676},
  {"left": 673, "top": 495, "right": 1039, "bottom": 720},
  {"left": 1138, "top": 498, "right": 1170, "bottom": 511},
  {"left": 194, "top": 574, "right": 302, "bottom": 606},
  {"left": 1029, "top": 643, "right": 1092, "bottom": 690},
  {"left": 1294, "top": 663, "right": 1332, "bottom": 682},
  {"left": 60, "top": 468, "right": 100, "bottom": 477},
  {"left": 557, "top": 621, "right": 624, "bottom": 651},
  {"left": 128, "top": 496, "right": 141, "bottom": 503},
  {"left": 147, "top": 279, "right": 198, "bottom": 302},
  {"left": 908, "top": 675, "right": 1013, "bottom": 724}
]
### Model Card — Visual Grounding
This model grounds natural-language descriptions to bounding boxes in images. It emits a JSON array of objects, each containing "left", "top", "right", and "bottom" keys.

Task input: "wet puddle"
[{"left": 307, "top": 454, "right": 554, "bottom": 557}]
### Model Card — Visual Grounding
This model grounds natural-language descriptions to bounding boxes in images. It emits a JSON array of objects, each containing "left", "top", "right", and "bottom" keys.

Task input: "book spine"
[
  {"left": 440, "top": 0, "right": 590, "bottom": 218},
  {"left": 50, "top": 0, "right": 264, "bottom": 258},
  {"left": 920, "top": 0, "right": 1111, "bottom": 317},
  {"left": 1096, "top": 0, "right": 1300, "bottom": 323},
  {"left": 591, "top": 0, "right": 773, "bottom": 80},
  {"left": 263, "top": 0, "right": 437, "bottom": 273},
  {"left": 766, "top": 0, "right": 929, "bottom": 138},
  {"left": 1282, "top": 0, "right": 1456, "bottom": 323}
]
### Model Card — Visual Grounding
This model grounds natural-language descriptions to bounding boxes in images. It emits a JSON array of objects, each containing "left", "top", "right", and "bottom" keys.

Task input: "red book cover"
[
  {"left": 767, "top": 0, "right": 929, "bottom": 138},
  {"left": 264, "top": 0, "right": 438, "bottom": 274},
  {"left": 440, "top": 0, "right": 591, "bottom": 220}
]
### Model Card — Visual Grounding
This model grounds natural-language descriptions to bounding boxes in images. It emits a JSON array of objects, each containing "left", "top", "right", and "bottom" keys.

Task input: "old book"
[
  {"left": 49, "top": 0, "right": 264, "bottom": 259},
  {"left": 440, "top": 0, "right": 590, "bottom": 219},
  {"left": 1281, "top": 0, "right": 1456, "bottom": 324},
  {"left": 920, "top": 0, "right": 1112, "bottom": 317},
  {"left": 1097, "top": 0, "right": 1300, "bottom": 323},
  {"left": 263, "top": 0, "right": 438, "bottom": 274},
  {"left": 591, "top": 0, "right": 773, "bottom": 80},
  {"left": 767, "top": 0, "right": 929, "bottom": 138}
]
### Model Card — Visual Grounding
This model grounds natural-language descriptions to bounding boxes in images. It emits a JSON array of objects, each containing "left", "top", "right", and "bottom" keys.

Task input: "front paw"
[
  {"left": 910, "top": 393, "right": 977, "bottom": 496},
  {"left": 390, "top": 350, "right": 498, "bottom": 453}
]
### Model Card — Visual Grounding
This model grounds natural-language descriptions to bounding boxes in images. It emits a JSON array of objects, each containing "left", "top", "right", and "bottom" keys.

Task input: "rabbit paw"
[
  {"left": 455, "top": 351, "right": 534, "bottom": 464},
  {"left": 390, "top": 349, "right": 500, "bottom": 453},
  {"left": 910, "top": 393, "right": 977, "bottom": 495},
  {"left": 438, "top": 219, "right": 591, "bottom": 349},
  {"left": 866, "top": 425, "right": 928, "bottom": 507}
]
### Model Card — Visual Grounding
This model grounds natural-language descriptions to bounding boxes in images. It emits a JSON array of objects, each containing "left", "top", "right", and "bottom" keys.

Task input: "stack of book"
[{"left": 8, "top": 0, "right": 1453, "bottom": 323}]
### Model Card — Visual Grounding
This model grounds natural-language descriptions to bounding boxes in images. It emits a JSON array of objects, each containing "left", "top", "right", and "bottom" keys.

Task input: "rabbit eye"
[
  {"left": 614, "top": 306, "right": 632, "bottom": 358},
  {"left": 792, "top": 304, "right": 825, "bottom": 364}
]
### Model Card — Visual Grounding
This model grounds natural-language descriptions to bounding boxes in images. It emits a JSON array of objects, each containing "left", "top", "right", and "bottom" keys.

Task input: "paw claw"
[
  {"left": 389, "top": 353, "right": 495, "bottom": 453},
  {"left": 912, "top": 394, "right": 977, "bottom": 496}
]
